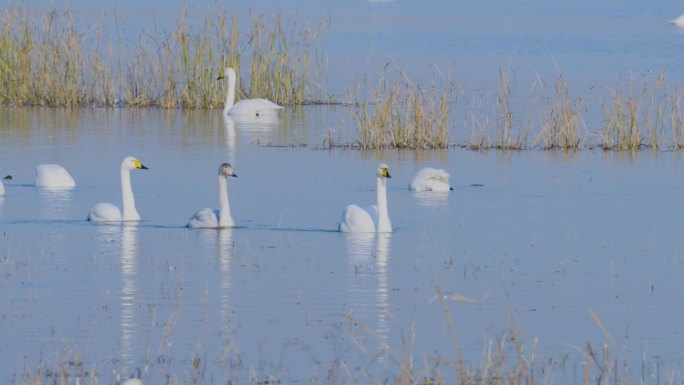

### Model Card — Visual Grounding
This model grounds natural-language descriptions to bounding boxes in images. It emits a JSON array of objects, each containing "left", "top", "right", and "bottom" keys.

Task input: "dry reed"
[
  {"left": 0, "top": 6, "right": 327, "bottom": 108},
  {"left": 350, "top": 66, "right": 452, "bottom": 150}
]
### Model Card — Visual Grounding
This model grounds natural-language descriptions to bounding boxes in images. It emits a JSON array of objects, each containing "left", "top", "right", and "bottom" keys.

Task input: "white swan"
[
  {"left": 122, "top": 379, "right": 144, "bottom": 385},
  {"left": 0, "top": 175, "right": 11, "bottom": 196},
  {"left": 34, "top": 164, "right": 76, "bottom": 188},
  {"left": 88, "top": 156, "right": 148, "bottom": 222},
  {"left": 409, "top": 168, "right": 452, "bottom": 192},
  {"left": 339, "top": 163, "right": 392, "bottom": 233},
  {"left": 671, "top": 14, "right": 684, "bottom": 27},
  {"left": 218, "top": 67, "right": 283, "bottom": 117},
  {"left": 188, "top": 163, "right": 237, "bottom": 229}
]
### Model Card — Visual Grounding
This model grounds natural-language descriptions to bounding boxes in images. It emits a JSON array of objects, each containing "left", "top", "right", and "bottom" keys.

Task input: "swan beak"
[
  {"left": 2, "top": 175, "right": 11, "bottom": 180},
  {"left": 217, "top": 75, "right": 224, "bottom": 81},
  {"left": 381, "top": 167, "right": 391, "bottom": 178},
  {"left": 133, "top": 159, "right": 148, "bottom": 170},
  {"left": 230, "top": 173, "right": 237, "bottom": 178}
]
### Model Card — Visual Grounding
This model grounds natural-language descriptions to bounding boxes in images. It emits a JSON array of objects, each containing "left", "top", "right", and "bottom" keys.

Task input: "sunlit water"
[{"left": 4, "top": 0, "right": 684, "bottom": 384}]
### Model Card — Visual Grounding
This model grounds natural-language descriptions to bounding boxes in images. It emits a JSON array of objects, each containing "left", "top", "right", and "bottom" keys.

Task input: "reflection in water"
[
  {"left": 411, "top": 191, "right": 450, "bottom": 209},
  {"left": 38, "top": 188, "right": 73, "bottom": 219},
  {"left": 232, "top": 113, "right": 280, "bottom": 144},
  {"left": 345, "top": 233, "right": 392, "bottom": 351},
  {"left": 223, "top": 115, "right": 236, "bottom": 162},
  {"left": 218, "top": 229, "right": 234, "bottom": 324},
  {"left": 120, "top": 224, "right": 139, "bottom": 369}
]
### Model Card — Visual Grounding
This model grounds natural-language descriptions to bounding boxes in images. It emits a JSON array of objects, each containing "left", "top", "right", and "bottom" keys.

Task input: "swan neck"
[
  {"left": 121, "top": 167, "right": 140, "bottom": 220},
  {"left": 224, "top": 70, "right": 236, "bottom": 114},
  {"left": 376, "top": 176, "right": 391, "bottom": 232},
  {"left": 218, "top": 174, "right": 233, "bottom": 227}
]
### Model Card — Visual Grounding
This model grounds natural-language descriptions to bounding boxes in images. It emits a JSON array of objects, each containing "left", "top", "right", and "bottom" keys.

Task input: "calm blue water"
[{"left": 3, "top": 1, "right": 684, "bottom": 384}]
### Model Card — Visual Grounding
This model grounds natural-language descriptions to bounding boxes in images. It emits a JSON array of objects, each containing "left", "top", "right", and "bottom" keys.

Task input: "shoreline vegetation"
[{"left": 2, "top": 6, "right": 684, "bottom": 151}]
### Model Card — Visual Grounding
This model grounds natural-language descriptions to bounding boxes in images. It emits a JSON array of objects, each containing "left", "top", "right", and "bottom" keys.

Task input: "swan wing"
[
  {"left": 188, "top": 208, "right": 219, "bottom": 229},
  {"left": 229, "top": 99, "right": 283, "bottom": 117},
  {"left": 339, "top": 204, "right": 377, "bottom": 233},
  {"left": 35, "top": 164, "right": 76, "bottom": 188},
  {"left": 409, "top": 168, "right": 451, "bottom": 192},
  {"left": 89, "top": 203, "right": 122, "bottom": 222}
]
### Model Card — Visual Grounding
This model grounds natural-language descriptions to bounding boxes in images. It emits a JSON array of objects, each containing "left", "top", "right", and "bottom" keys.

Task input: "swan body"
[
  {"left": 34, "top": 164, "right": 76, "bottom": 188},
  {"left": 122, "top": 379, "right": 144, "bottom": 385},
  {"left": 88, "top": 156, "right": 148, "bottom": 222},
  {"left": 218, "top": 67, "right": 283, "bottom": 117},
  {"left": 409, "top": 168, "right": 452, "bottom": 192},
  {"left": 339, "top": 163, "right": 392, "bottom": 233},
  {"left": 188, "top": 163, "right": 237, "bottom": 228},
  {"left": 671, "top": 14, "right": 684, "bottom": 27},
  {"left": 0, "top": 175, "right": 11, "bottom": 196}
]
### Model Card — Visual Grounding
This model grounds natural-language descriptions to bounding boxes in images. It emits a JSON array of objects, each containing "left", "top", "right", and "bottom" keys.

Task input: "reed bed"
[
  {"left": 0, "top": 6, "right": 327, "bottom": 108},
  {"left": 350, "top": 67, "right": 452, "bottom": 150}
]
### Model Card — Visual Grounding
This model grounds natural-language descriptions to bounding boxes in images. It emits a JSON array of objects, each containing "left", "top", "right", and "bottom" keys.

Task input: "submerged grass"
[{"left": 0, "top": 6, "right": 327, "bottom": 108}]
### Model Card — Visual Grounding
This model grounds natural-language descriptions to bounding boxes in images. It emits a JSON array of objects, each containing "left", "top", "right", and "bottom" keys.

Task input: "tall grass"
[
  {"left": 350, "top": 67, "right": 452, "bottom": 149},
  {"left": 0, "top": 6, "right": 327, "bottom": 108},
  {"left": 539, "top": 76, "right": 585, "bottom": 150}
]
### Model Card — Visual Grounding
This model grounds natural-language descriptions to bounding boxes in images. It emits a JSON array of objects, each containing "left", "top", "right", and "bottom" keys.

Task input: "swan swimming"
[
  {"left": 218, "top": 67, "right": 284, "bottom": 117},
  {"left": 188, "top": 163, "right": 237, "bottom": 229},
  {"left": 0, "top": 175, "right": 12, "bottom": 196},
  {"left": 409, "top": 167, "right": 452, "bottom": 192},
  {"left": 671, "top": 14, "right": 684, "bottom": 27},
  {"left": 88, "top": 156, "right": 148, "bottom": 222},
  {"left": 34, "top": 164, "right": 76, "bottom": 188},
  {"left": 339, "top": 163, "right": 392, "bottom": 233}
]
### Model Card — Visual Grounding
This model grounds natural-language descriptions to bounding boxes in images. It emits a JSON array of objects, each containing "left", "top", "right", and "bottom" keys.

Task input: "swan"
[
  {"left": 339, "top": 163, "right": 392, "bottom": 233},
  {"left": 0, "top": 175, "right": 11, "bottom": 196},
  {"left": 409, "top": 167, "right": 452, "bottom": 192},
  {"left": 122, "top": 379, "right": 144, "bottom": 385},
  {"left": 88, "top": 156, "right": 148, "bottom": 222},
  {"left": 218, "top": 67, "right": 284, "bottom": 117},
  {"left": 671, "top": 14, "right": 684, "bottom": 27},
  {"left": 34, "top": 164, "right": 76, "bottom": 188},
  {"left": 188, "top": 163, "right": 237, "bottom": 228}
]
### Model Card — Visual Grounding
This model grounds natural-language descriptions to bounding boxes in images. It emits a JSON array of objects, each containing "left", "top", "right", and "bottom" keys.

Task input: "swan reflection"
[
  {"left": 120, "top": 223, "right": 139, "bottom": 368},
  {"left": 38, "top": 188, "right": 73, "bottom": 219},
  {"left": 411, "top": 190, "right": 450, "bottom": 208},
  {"left": 223, "top": 115, "right": 236, "bottom": 162},
  {"left": 345, "top": 232, "right": 392, "bottom": 350}
]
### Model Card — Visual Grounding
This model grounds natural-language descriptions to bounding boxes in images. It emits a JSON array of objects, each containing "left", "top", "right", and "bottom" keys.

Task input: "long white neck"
[
  {"left": 121, "top": 168, "right": 140, "bottom": 221},
  {"left": 376, "top": 176, "right": 392, "bottom": 233},
  {"left": 223, "top": 71, "right": 236, "bottom": 114},
  {"left": 218, "top": 174, "right": 234, "bottom": 227}
]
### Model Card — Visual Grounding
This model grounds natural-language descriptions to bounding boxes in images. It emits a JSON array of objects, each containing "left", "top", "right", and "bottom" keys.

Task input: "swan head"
[
  {"left": 122, "top": 156, "right": 149, "bottom": 171},
  {"left": 377, "top": 163, "right": 391, "bottom": 179},
  {"left": 217, "top": 67, "right": 237, "bottom": 81},
  {"left": 218, "top": 162, "right": 237, "bottom": 178}
]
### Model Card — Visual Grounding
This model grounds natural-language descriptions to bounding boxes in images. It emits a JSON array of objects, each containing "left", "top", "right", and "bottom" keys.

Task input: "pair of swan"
[
  {"left": 339, "top": 166, "right": 452, "bottom": 233},
  {"left": 83, "top": 155, "right": 235, "bottom": 227},
  {"left": 0, "top": 164, "right": 75, "bottom": 196}
]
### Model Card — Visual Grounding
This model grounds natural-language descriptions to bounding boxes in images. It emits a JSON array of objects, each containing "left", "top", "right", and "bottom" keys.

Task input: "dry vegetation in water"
[
  {"left": 4, "top": 7, "right": 684, "bottom": 151},
  {"left": 0, "top": 7, "right": 328, "bottom": 108},
  {"left": 12, "top": 287, "right": 672, "bottom": 385}
]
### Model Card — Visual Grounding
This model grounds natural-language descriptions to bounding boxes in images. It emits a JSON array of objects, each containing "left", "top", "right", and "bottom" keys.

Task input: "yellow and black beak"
[
  {"left": 133, "top": 159, "right": 149, "bottom": 170},
  {"left": 382, "top": 168, "right": 391, "bottom": 178},
  {"left": 2, "top": 175, "right": 11, "bottom": 180}
]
